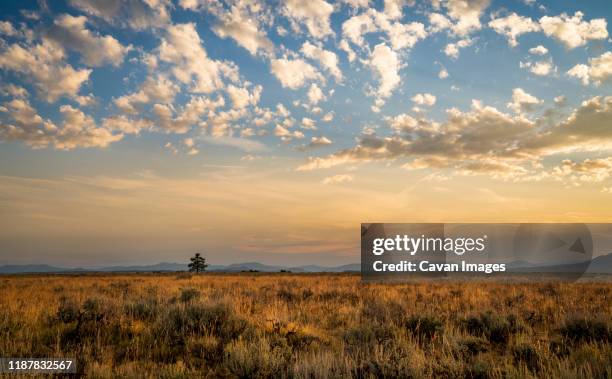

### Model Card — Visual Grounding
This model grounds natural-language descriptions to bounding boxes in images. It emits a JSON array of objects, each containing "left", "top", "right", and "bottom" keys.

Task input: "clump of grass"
[
  {"left": 457, "top": 337, "right": 489, "bottom": 356},
  {"left": 559, "top": 317, "right": 611, "bottom": 343},
  {"left": 404, "top": 315, "right": 443, "bottom": 341},
  {"left": 179, "top": 287, "right": 200, "bottom": 303},
  {"left": 463, "top": 312, "right": 523, "bottom": 345},
  {"left": 512, "top": 343, "right": 540, "bottom": 372}
]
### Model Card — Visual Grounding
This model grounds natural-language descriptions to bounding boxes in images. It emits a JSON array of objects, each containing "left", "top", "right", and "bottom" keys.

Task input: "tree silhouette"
[{"left": 188, "top": 253, "right": 208, "bottom": 273}]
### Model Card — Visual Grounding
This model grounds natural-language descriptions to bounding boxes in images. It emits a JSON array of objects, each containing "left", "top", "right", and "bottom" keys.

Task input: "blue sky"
[{"left": 0, "top": 0, "right": 611, "bottom": 266}]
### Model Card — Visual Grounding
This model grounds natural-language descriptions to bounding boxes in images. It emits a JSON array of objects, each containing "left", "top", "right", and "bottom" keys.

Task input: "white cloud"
[
  {"left": 383, "top": 0, "right": 413, "bottom": 20},
  {"left": 507, "top": 88, "right": 543, "bottom": 114},
  {"left": 428, "top": 13, "right": 451, "bottom": 33},
  {"left": 322, "top": 111, "right": 334, "bottom": 122},
  {"left": 488, "top": 13, "right": 540, "bottom": 47},
  {"left": 444, "top": 38, "right": 472, "bottom": 59},
  {"left": 520, "top": 59, "right": 556, "bottom": 76},
  {"left": 114, "top": 75, "right": 179, "bottom": 114},
  {"left": 411, "top": 93, "right": 436, "bottom": 106},
  {"left": 301, "top": 117, "right": 317, "bottom": 130},
  {"left": 68, "top": 0, "right": 171, "bottom": 30},
  {"left": 158, "top": 23, "right": 237, "bottom": 93},
  {"left": 0, "top": 99, "right": 122, "bottom": 150},
  {"left": 102, "top": 115, "right": 153, "bottom": 134},
  {"left": 227, "top": 84, "right": 262, "bottom": 109},
  {"left": 540, "top": 12, "right": 608, "bottom": 49},
  {"left": 0, "top": 21, "right": 18, "bottom": 36},
  {"left": 338, "top": 39, "right": 356, "bottom": 62},
  {"left": 368, "top": 43, "right": 400, "bottom": 99},
  {"left": 212, "top": 5, "right": 274, "bottom": 56},
  {"left": 438, "top": 67, "right": 449, "bottom": 79},
  {"left": 301, "top": 41, "right": 343, "bottom": 81},
  {"left": 270, "top": 57, "right": 323, "bottom": 89},
  {"left": 274, "top": 124, "right": 305, "bottom": 142},
  {"left": 298, "top": 136, "right": 333, "bottom": 151},
  {"left": 46, "top": 14, "right": 130, "bottom": 67},
  {"left": 307, "top": 83, "right": 326, "bottom": 105},
  {"left": 342, "top": 9, "right": 427, "bottom": 51},
  {"left": 0, "top": 40, "right": 91, "bottom": 102},
  {"left": 298, "top": 95, "right": 612, "bottom": 179},
  {"left": 529, "top": 45, "right": 548, "bottom": 55},
  {"left": 445, "top": 0, "right": 490, "bottom": 36},
  {"left": 567, "top": 51, "right": 612, "bottom": 86},
  {"left": 283, "top": 0, "right": 334, "bottom": 39}
]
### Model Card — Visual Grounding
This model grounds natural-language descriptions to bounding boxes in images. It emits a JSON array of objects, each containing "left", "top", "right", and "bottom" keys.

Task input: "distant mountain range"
[
  {"left": 1, "top": 253, "right": 611, "bottom": 274},
  {"left": 0, "top": 261, "right": 361, "bottom": 274},
  {"left": 505, "top": 253, "right": 612, "bottom": 274}
]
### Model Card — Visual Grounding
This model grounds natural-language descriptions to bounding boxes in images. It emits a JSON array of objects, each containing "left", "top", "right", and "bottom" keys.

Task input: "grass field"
[{"left": 0, "top": 273, "right": 610, "bottom": 378}]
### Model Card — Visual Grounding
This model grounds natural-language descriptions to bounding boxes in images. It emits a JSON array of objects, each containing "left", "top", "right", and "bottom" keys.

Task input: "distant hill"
[
  {"left": 0, "top": 261, "right": 361, "bottom": 274},
  {"left": 506, "top": 253, "right": 612, "bottom": 274},
  {"left": 3, "top": 254, "right": 609, "bottom": 274}
]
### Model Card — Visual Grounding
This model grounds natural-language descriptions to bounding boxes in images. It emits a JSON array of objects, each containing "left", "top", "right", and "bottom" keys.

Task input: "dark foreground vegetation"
[{"left": 0, "top": 274, "right": 610, "bottom": 378}]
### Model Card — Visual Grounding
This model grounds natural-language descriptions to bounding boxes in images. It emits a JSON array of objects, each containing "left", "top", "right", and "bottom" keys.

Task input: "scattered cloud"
[
  {"left": 539, "top": 12, "right": 608, "bottom": 49},
  {"left": 567, "top": 51, "right": 612, "bottom": 86}
]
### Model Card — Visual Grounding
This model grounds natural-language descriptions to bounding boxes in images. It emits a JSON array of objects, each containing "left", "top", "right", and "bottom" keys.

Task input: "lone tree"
[{"left": 188, "top": 253, "right": 208, "bottom": 273}]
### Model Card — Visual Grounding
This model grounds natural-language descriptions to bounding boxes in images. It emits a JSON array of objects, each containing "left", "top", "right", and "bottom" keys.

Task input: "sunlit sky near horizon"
[{"left": 0, "top": 0, "right": 611, "bottom": 267}]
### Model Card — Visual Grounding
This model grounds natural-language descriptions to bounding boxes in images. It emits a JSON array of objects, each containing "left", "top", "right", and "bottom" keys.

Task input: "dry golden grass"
[{"left": 0, "top": 273, "right": 610, "bottom": 378}]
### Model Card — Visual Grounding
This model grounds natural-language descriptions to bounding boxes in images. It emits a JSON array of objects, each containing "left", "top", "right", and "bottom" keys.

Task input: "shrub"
[
  {"left": 124, "top": 299, "right": 158, "bottom": 321},
  {"left": 463, "top": 312, "right": 524, "bottom": 345},
  {"left": 179, "top": 288, "right": 200, "bottom": 303},
  {"left": 457, "top": 337, "right": 489, "bottom": 356},
  {"left": 404, "top": 315, "right": 443, "bottom": 341},
  {"left": 512, "top": 343, "right": 540, "bottom": 372},
  {"left": 559, "top": 318, "right": 611, "bottom": 343},
  {"left": 56, "top": 297, "right": 79, "bottom": 323}
]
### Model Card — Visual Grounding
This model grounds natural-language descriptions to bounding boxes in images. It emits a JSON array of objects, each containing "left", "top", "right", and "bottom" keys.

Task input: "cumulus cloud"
[
  {"left": 0, "top": 40, "right": 91, "bottom": 102},
  {"left": 488, "top": 13, "right": 540, "bottom": 47},
  {"left": 529, "top": 45, "right": 548, "bottom": 55},
  {"left": 307, "top": 83, "right": 326, "bottom": 105},
  {"left": 539, "top": 12, "right": 608, "bottom": 49},
  {"left": 0, "top": 21, "right": 18, "bottom": 36},
  {"left": 444, "top": 38, "right": 472, "bottom": 59},
  {"left": 301, "top": 41, "right": 343, "bottom": 82},
  {"left": 270, "top": 57, "right": 323, "bottom": 89},
  {"left": 507, "top": 88, "right": 543, "bottom": 114},
  {"left": 411, "top": 93, "right": 436, "bottom": 106},
  {"left": 114, "top": 75, "right": 179, "bottom": 114},
  {"left": 297, "top": 135, "right": 333, "bottom": 151},
  {"left": 298, "top": 94, "right": 612, "bottom": 183},
  {"left": 301, "top": 117, "right": 317, "bottom": 130},
  {"left": 212, "top": 5, "right": 274, "bottom": 56},
  {"left": 520, "top": 59, "right": 556, "bottom": 76},
  {"left": 283, "top": 0, "right": 334, "bottom": 39},
  {"left": 428, "top": 13, "right": 452, "bottom": 33},
  {"left": 368, "top": 43, "right": 400, "bottom": 99},
  {"left": 444, "top": 0, "right": 490, "bottom": 36},
  {"left": 567, "top": 51, "right": 612, "bottom": 86},
  {"left": 438, "top": 67, "right": 449, "bottom": 79},
  {"left": 159, "top": 23, "right": 238, "bottom": 93},
  {"left": 46, "top": 14, "right": 130, "bottom": 67},
  {"left": 0, "top": 99, "right": 122, "bottom": 149},
  {"left": 342, "top": 9, "right": 427, "bottom": 51},
  {"left": 227, "top": 84, "right": 262, "bottom": 109},
  {"left": 274, "top": 124, "right": 305, "bottom": 142},
  {"left": 102, "top": 115, "right": 153, "bottom": 134},
  {"left": 68, "top": 0, "right": 171, "bottom": 30}
]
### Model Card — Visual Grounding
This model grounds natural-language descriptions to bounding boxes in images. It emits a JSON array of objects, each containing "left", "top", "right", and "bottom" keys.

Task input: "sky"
[{"left": 0, "top": 0, "right": 611, "bottom": 267}]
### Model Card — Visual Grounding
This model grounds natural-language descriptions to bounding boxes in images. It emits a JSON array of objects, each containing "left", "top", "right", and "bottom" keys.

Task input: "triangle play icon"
[{"left": 569, "top": 238, "right": 586, "bottom": 254}]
